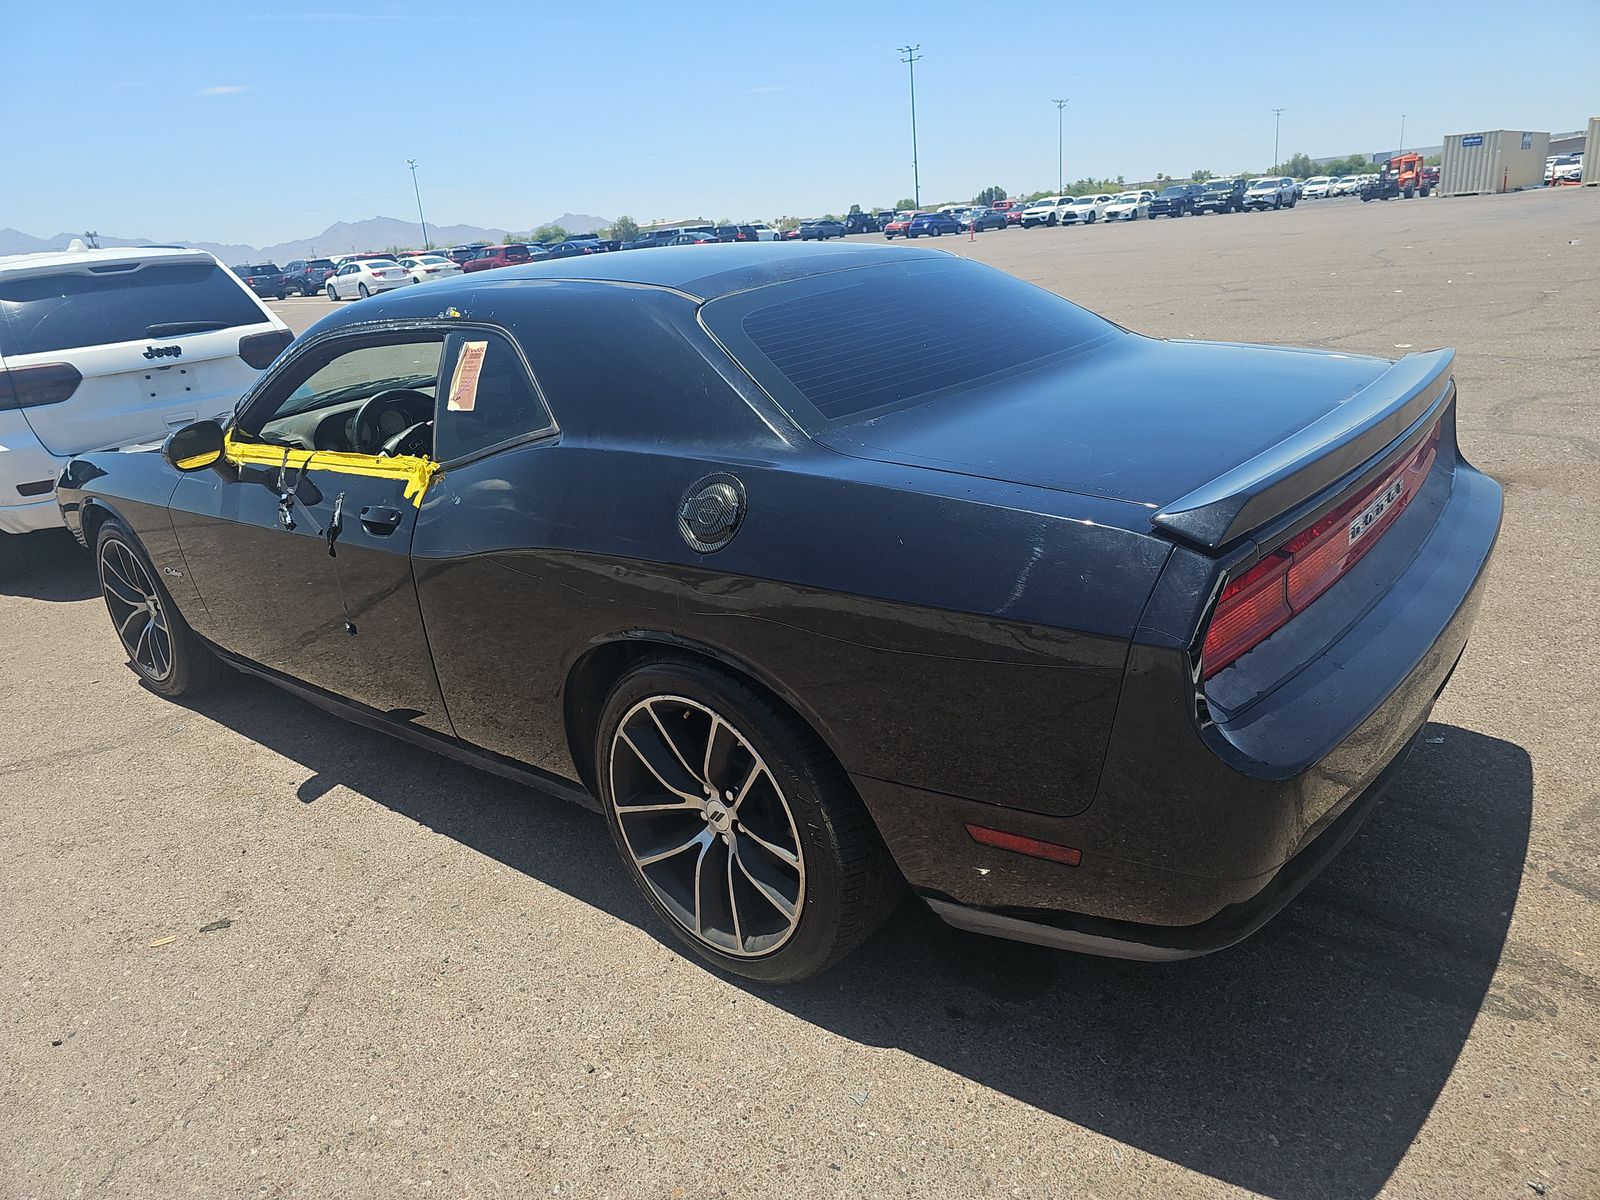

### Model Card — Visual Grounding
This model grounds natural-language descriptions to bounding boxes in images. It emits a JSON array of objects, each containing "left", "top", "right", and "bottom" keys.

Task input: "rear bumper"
[
  {"left": 0, "top": 495, "right": 64, "bottom": 535},
  {"left": 0, "top": 419, "right": 69, "bottom": 533},
  {"left": 926, "top": 727, "right": 1416, "bottom": 961},
  {"left": 858, "top": 450, "right": 1500, "bottom": 955}
]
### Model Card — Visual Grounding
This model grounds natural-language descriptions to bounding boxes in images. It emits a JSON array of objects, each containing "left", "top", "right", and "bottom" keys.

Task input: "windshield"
[
  {"left": 1249, "top": 179, "right": 1278, "bottom": 189},
  {"left": 1160, "top": 186, "right": 1186, "bottom": 196},
  {"left": 1113, "top": 192, "right": 1140, "bottom": 202},
  {"left": 0, "top": 260, "right": 267, "bottom": 356}
]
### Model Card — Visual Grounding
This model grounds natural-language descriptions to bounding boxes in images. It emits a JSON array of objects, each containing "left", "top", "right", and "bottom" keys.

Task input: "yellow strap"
[{"left": 223, "top": 432, "right": 440, "bottom": 507}]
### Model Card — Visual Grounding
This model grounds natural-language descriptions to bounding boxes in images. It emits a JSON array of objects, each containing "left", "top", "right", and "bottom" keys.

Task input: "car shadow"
[
  {"left": 0, "top": 529, "right": 98, "bottom": 602},
  {"left": 183, "top": 676, "right": 1530, "bottom": 1200}
]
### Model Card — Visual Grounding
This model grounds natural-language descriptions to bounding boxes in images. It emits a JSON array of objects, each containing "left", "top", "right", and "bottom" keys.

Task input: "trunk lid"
[{"left": 815, "top": 337, "right": 1396, "bottom": 517}]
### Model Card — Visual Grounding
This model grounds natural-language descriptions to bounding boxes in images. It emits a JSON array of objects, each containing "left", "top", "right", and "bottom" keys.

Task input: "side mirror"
[{"left": 164, "top": 420, "right": 227, "bottom": 472}]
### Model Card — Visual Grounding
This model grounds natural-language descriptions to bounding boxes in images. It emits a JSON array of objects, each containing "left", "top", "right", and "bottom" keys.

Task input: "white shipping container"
[
  {"left": 1440, "top": 130, "right": 1550, "bottom": 196},
  {"left": 1583, "top": 117, "right": 1599, "bottom": 185}
]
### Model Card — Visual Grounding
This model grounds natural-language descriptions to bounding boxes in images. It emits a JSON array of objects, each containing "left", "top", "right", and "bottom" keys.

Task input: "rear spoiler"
[{"left": 1151, "top": 349, "right": 1455, "bottom": 551}]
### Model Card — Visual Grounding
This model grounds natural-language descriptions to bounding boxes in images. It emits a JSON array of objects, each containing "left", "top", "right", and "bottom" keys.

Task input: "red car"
[
  {"left": 991, "top": 200, "right": 1026, "bottom": 227},
  {"left": 461, "top": 244, "right": 537, "bottom": 274},
  {"left": 882, "top": 213, "right": 920, "bottom": 240}
]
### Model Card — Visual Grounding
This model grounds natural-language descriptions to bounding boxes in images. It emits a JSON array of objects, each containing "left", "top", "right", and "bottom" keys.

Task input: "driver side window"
[{"left": 239, "top": 336, "right": 444, "bottom": 456}]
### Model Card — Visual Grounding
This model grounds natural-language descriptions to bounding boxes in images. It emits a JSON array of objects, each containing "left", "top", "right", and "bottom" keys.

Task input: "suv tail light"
[
  {"left": 0, "top": 362, "right": 83, "bottom": 409},
  {"left": 1202, "top": 421, "right": 1442, "bottom": 678},
  {"left": 239, "top": 329, "right": 294, "bottom": 370}
]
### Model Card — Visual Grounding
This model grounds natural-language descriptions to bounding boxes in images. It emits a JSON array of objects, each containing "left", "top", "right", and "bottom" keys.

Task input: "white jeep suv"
[
  {"left": 0, "top": 244, "right": 290, "bottom": 549},
  {"left": 1020, "top": 197, "right": 1069, "bottom": 227}
]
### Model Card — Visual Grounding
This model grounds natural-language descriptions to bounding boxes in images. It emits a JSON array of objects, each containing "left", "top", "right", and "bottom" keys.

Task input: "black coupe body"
[{"left": 59, "top": 244, "right": 1501, "bottom": 980}]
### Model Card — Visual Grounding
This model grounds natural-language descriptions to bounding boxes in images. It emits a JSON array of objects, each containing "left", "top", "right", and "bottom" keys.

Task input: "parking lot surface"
[{"left": 3, "top": 191, "right": 1597, "bottom": 1200}]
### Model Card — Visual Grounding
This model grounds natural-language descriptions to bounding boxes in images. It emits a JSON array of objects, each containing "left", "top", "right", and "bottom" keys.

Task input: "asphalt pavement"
[{"left": 2, "top": 188, "right": 1596, "bottom": 1200}]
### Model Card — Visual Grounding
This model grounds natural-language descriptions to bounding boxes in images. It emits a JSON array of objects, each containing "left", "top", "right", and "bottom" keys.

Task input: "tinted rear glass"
[
  {"left": 250, "top": 264, "right": 280, "bottom": 273},
  {"left": 0, "top": 261, "right": 266, "bottom": 356},
  {"left": 704, "top": 258, "right": 1122, "bottom": 430}
]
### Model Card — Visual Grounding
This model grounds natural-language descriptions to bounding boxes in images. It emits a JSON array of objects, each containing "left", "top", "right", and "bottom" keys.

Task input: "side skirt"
[{"left": 213, "top": 648, "right": 600, "bottom": 812}]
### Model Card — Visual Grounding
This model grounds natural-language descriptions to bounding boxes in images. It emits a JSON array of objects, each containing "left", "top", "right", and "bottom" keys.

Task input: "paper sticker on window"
[{"left": 448, "top": 340, "right": 488, "bottom": 412}]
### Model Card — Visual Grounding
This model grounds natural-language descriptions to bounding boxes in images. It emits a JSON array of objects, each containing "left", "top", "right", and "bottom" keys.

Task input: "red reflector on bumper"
[{"left": 964, "top": 824, "right": 1082, "bottom": 866}]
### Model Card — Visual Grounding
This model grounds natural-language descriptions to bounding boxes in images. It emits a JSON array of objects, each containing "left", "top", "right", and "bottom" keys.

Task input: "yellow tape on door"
[{"left": 223, "top": 432, "right": 440, "bottom": 507}]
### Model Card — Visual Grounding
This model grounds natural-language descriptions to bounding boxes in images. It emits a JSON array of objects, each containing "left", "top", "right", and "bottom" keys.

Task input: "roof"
[
  {"left": 0, "top": 245, "right": 214, "bottom": 275},
  {"left": 442, "top": 242, "right": 950, "bottom": 303}
]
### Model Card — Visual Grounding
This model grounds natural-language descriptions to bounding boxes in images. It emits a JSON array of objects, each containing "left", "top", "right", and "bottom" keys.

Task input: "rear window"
[
  {"left": 703, "top": 258, "right": 1122, "bottom": 430},
  {"left": 250, "top": 264, "right": 280, "bottom": 274},
  {"left": 0, "top": 260, "right": 267, "bottom": 356}
]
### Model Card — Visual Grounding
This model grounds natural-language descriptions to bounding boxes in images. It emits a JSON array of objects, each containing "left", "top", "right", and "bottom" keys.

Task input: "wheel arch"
[{"left": 562, "top": 631, "right": 859, "bottom": 807}]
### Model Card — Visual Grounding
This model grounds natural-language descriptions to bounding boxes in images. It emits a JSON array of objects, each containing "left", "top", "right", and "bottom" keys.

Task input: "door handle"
[{"left": 358, "top": 505, "right": 404, "bottom": 535}]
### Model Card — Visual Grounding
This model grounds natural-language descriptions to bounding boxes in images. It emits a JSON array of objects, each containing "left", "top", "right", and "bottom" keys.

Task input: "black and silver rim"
[
  {"left": 99, "top": 538, "right": 172, "bottom": 682},
  {"left": 608, "top": 695, "right": 805, "bottom": 957}
]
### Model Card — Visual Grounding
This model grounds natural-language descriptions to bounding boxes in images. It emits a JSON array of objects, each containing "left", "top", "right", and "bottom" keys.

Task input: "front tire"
[
  {"left": 327, "top": 284, "right": 339, "bottom": 300},
  {"left": 357, "top": 283, "right": 370, "bottom": 298},
  {"left": 96, "top": 520, "right": 224, "bottom": 699},
  {"left": 596, "top": 657, "right": 900, "bottom": 983}
]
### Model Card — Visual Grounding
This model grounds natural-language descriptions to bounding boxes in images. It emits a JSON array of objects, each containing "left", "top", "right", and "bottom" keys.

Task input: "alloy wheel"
[
  {"left": 99, "top": 538, "right": 173, "bottom": 682},
  {"left": 608, "top": 695, "right": 805, "bottom": 957}
]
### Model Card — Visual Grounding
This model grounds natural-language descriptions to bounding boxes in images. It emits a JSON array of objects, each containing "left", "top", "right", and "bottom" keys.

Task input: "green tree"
[
  {"left": 1191, "top": 168, "right": 1214, "bottom": 183},
  {"left": 1272, "top": 152, "right": 1317, "bottom": 178},
  {"left": 894, "top": 197, "right": 915, "bottom": 210},
  {"left": 974, "top": 185, "right": 1007, "bottom": 206},
  {"left": 607, "top": 215, "right": 640, "bottom": 243},
  {"left": 848, "top": 203, "right": 862, "bottom": 214}
]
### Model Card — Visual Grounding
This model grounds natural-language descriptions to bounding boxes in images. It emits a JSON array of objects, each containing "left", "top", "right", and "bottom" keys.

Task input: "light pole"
[
  {"left": 1052, "top": 99, "right": 1070, "bottom": 194},
  {"left": 406, "top": 158, "right": 430, "bottom": 250},
  {"left": 897, "top": 45, "right": 922, "bottom": 207},
  {"left": 1271, "top": 107, "right": 1286, "bottom": 171},
  {"left": 1397, "top": 113, "right": 1406, "bottom": 157}
]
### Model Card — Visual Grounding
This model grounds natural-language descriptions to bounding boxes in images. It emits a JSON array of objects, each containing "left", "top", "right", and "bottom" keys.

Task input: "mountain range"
[{"left": 0, "top": 213, "right": 612, "bottom": 264}]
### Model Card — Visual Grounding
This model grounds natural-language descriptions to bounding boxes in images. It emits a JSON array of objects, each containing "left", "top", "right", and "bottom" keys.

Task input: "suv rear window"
[
  {"left": 0, "top": 260, "right": 267, "bottom": 356},
  {"left": 703, "top": 258, "right": 1123, "bottom": 429}
]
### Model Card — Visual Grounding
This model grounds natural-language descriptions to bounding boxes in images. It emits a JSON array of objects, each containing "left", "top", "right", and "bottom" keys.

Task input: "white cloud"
[{"left": 196, "top": 85, "right": 249, "bottom": 96}]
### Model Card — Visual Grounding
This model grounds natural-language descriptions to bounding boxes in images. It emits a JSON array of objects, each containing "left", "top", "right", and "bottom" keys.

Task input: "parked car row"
[{"left": 1545, "top": 153, "right": 1584, "bottom": 184}]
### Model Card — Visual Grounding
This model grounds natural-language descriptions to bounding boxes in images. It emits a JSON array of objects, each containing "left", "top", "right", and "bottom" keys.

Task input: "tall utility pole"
[
  {"left": 1397, "top": 113, "right": 1406, "bottom": 156},
  {"left": 406, "top": 159, "right": 430, "bottom": 250},
  {"left": 1052, "top": 99, "right": 1070, "bottom": 194},
  {"left": 897, "top": 45, "right": 922, "bottom": 207},
  {"left": 1271, "top": 107, "right": 1286, "bottom": 170}
]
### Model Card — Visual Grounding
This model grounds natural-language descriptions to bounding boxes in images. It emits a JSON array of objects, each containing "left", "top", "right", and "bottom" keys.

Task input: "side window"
[
  {"left": 433, "top": 329, "right": 554, "bottom": 462},
  {"left": 241, "top": 336, "right": 444, "bottom": 454}
]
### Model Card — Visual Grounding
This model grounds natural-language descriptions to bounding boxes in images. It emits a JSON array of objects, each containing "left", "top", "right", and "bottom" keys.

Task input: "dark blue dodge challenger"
[{"left": 57, "top": 244, "right": 1500, "bottom": 981}]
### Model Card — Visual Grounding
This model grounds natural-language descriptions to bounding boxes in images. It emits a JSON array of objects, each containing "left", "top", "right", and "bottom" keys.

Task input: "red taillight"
[
  {"left": 964, "top": 824, "right": 1082, "bottom": 866},
  {"left": 1202, "top": 421, "right": 1442, "bottom": 678},
  {"left": 239, "top": 329, "right": 293, "bottom": 370},
  {"left": 0, "top": 362, "right": 82, "bottom": 409}
]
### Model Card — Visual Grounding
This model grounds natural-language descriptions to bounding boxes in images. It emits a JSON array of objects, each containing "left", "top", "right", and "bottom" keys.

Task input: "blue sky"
[{"left": 9, "top": 1, "right": 1597, "bottom": 243}]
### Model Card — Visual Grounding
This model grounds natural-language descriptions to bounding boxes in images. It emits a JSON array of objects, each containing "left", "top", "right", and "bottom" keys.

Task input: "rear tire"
[
  {"left": 95, "top": 519, "right": 225, "bottom": 699},
  {"left": 596, "top": 657, "right": 901, "bottom": 983}
]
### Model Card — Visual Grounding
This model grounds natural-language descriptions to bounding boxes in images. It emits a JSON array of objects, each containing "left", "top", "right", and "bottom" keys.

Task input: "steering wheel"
[
  {"left": 351, "top": 388, "right": 432, "bottom": 455},
  {"left": 380, "top": 421, "right": 432, "bottom": 459}
]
